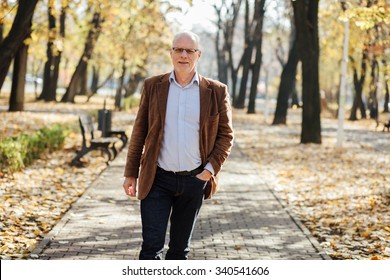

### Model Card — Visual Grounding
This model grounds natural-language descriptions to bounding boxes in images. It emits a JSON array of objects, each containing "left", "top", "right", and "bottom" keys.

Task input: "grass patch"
[{"left": 0, "top": 123, "right": 70, "bottom": 173}]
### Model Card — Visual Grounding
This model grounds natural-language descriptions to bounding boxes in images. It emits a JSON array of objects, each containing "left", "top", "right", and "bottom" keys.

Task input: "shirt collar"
[{"left": 169, "top": 71, "right": 199, "bottom": 88}]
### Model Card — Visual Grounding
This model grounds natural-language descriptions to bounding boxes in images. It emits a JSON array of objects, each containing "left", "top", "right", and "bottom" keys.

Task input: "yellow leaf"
[
  {"left": 0, "top": 245, "right": 9, "bottom": 252},
  {"left": 370, "top": 255, "right": 382, "bottom": 260},
  {"left": 384, "top": 226, "right": 390, "bottom": 233},
  {"left": 360, "top": 230, "right": 372, "bottom": 238},
  {"left": 54, "top": 167, "right": 65, "bottom": 175}
]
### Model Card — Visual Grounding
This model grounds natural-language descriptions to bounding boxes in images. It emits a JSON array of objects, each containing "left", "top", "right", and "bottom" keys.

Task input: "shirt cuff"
[{"left": 204, "top": 162, "right": 215, "bottom": 175}]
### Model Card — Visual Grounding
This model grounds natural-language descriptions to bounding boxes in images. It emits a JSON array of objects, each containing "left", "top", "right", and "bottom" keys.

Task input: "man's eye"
[{"left": 173, "top": 47, "right": 198, "bottom": 54}]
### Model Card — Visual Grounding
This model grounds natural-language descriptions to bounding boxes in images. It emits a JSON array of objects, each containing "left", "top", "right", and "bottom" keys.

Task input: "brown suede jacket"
[{"left": 124, "top": 73, "right": 234, "bottom": 200}]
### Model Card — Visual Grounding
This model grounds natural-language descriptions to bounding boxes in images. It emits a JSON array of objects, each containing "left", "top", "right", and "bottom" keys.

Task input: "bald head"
[{"left": 172, "top": 31, "right": 200, "bottom": 50}]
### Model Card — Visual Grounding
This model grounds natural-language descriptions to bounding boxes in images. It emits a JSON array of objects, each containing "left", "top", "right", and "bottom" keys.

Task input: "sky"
[{"left": 166, "top": 0, "right": 217, "bottom": 32}]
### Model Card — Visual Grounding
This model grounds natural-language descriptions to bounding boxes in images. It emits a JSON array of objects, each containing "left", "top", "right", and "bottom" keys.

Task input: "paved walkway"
[{"left": 32, "top": 144, "right": 329, "bottom": 260}]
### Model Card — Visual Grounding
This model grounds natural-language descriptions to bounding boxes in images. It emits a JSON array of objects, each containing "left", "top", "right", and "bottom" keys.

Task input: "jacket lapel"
[
  {"left": 157, "top": 73, "right": 170, "bottom": 128},
  {"left": 199, "top": 74, "right": 212, "bottom": 129}
]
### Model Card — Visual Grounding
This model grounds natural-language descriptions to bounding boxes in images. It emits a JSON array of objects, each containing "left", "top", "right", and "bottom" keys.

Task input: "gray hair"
[{"left": 172, "top": 31, "right": 200, "bottom": 49}]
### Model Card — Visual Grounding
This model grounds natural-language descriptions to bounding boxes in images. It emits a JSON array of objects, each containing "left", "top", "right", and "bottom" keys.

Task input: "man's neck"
[{"left": 174, "top": 71, "right": 196, "bottom": 87}]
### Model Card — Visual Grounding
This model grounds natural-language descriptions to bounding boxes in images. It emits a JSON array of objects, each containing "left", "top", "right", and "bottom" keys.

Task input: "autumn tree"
[
  {"left": 292, "top": 0, "right": 321, "bottom": 144},
  {"left": 213, "top": 0, "right": 242, "bottom": 92},
  {"left": 0, "top": 0, "right": 39, "bottom": 93},
  {"left": 272, "top": 1, "right": 299, "bottom": 125},
  {"left": 349, "top": 53, "right": 368, "bottom": 120},
  {"left": 234, "top": 0, "right": 266, "bottom": 112},
  {"left": 319, "top": 1, "right": 366, "bottom": 120},
  {"left": 61, "top": 11, "right": 103, "bottom": 103},
  {"left": 86, "top": 0, "right": 172, "bottom": 108},
  {"left": 38, "top": 0, "right": 67, "bottom": 102},
  {"left": 246, "top": 0, "right": 266, "bottom": 114},
  {"left": 339, "top": 0, "right": 388, "bottom": 120},
  {"left": 6, "top": 1, "right": 39, "bottom": 111},
  {"left": 112, "top": 1, "right": 170, "bottom": 109}
]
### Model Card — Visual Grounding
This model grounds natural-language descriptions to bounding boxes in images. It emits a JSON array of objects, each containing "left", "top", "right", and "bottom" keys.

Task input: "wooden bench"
[
  {"left": 70, "top": 114, "right": 126, "bottom": 166},
  {"left": 104, "top": 129, "right": 128, "bottom": 147}
]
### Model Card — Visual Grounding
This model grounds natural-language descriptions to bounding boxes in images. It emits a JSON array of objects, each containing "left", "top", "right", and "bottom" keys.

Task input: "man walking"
[{"left": 123, "top": 31, "right": 234, "bottom": 260}]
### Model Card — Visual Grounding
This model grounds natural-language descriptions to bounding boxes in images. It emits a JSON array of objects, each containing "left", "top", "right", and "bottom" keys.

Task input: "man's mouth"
[{"left": 178, "top": 62, "right": 189, "bottom": 64}]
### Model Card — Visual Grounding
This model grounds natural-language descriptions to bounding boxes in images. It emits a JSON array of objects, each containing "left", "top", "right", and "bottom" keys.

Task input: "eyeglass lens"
[{"left": 172, "top": 47, "right": 198, "bottom": 54}]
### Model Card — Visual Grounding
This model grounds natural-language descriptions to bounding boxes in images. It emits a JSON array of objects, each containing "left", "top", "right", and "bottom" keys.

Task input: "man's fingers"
[
  {"left": 123, "top": 177, "right": 137, "bottom": 197},
  {"left": 128, "top": 187, "right": 136, "bottom": 196}
]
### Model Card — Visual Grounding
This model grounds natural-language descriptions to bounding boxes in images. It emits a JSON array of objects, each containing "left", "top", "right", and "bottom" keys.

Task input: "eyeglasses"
[{"left": 172, "top": 47, "right": 199, "bottom": 55}]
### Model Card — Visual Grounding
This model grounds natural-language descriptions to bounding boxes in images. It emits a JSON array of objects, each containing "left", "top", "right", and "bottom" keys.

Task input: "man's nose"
[{"left": 180, "top": 50, "right": 189, "bottom": 57}]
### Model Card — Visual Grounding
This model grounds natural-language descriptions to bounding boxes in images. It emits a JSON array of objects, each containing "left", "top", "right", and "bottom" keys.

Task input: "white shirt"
[{"left": 157, "top": 71, "right": 213, "bottom": 174}]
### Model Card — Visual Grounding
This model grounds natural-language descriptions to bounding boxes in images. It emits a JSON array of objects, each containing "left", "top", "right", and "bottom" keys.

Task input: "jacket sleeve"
[
  {"left": 123, "top": 81, "right": 149, "bottom": 177},
  {"left": 207, "top": 84, "right": 234, "bottom": 175}
]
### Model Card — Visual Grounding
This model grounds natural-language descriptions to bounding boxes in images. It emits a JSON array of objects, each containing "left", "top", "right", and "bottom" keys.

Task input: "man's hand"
[
  {"left": 123, "top": 177, "right": 137, "bottom": 197},
  {"left": 196, "top": 169, "right": 212, "bottom": 182}
]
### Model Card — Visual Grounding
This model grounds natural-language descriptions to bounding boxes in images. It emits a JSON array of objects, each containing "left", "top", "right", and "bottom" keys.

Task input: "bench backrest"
[{"left": 79, "top": 115, "right": 96, "bottom": 147}]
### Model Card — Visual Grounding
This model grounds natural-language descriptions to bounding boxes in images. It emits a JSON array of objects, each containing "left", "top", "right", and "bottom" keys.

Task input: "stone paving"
[{"left": 32, "top": 144, "right": 330, "bottom": 260}]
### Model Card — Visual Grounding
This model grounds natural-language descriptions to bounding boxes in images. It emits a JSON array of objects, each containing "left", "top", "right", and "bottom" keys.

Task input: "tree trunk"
[
  {"left": 61, "top": 59, "right": 86, "bottom": 103},
  {"left": 349, "top": 53, "right": 367, "bottom": 120},
  {"left": 235, "top": 46, "right": 252, "bottom": 108},
  {"left": 90, "top": 65, "right": 100, "bottom": 94},
  {"left": 272, "top": 33, "right": 299, "bottom": 124},
  {"left": 0, "top": 1, "right": 4, "bottom": 44},
  {"left": 0, "top": 22, "right": 3, "bottom": 44},
  {"left": 368, "top": 58, "right": 379, "bottom": 119},
  {"left": 0, "top": 0, "right": 38, "bottom": 91},
  {"left": 125, "top": 72, "right": 145, "bottom": 97},
  {"left": 215, "top": 10, "right": 228, "bottom": 85},
  {"left": 247, "top": 0, "right": 266, "bottom": 114},
  {"left": 48, "top": 3, "right": 66, "bottom": 101},
  {"left": 234, "top": 0, "right": 251, "bottom": 109},
  {"left": 213, "top": 0, "right": 242, "bottom": 101},
  {"left": 79, "top": 66, "right": 88, "bottom": 96},
  {"left": 115, "top": 59, "right": 126, "bottom": 110},
  {"left": 61, "top": 12, "right": 102, "bottom": 103},
  {"left": 290, "top": 84, "right": 299, "bottom": 107},
  {"left": 293, "top": 0, "right": 321, "bottom": 144},
  {"left": 51, "top": 1, "right": 66, "bottom": 97},
  {"left": 384, "top": 79, "right": 389, "bottom": 113},
  {"left": 87, "top": 68, "right": 114, "bottom": 101},
  {"left": 384, "top": 60, "right": 389, "bottom": 112},
  {"left": 227, "top": 32, "right": 240, "bottom": 103},
  {"left": 39, "top": 4, "right": 57, "bottom": 101},
  {"left": 9, "top": 42, "right": 28, "bottom": 111}
]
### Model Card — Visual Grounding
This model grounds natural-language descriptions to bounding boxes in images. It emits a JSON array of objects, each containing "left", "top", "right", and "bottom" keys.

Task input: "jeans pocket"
[{"left": 192, "top": 175, "right": 208, "bottom": 185}]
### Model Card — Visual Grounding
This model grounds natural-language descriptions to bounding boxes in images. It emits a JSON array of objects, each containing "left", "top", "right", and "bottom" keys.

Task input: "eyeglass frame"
[{"left": 171, "top": 47, "right": 200, "bottom": 55}]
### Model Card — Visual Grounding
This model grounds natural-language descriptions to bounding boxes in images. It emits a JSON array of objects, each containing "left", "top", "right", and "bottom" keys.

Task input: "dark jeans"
[{"left": 139, "top": 170, "right": 207, "bottom": 260}]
